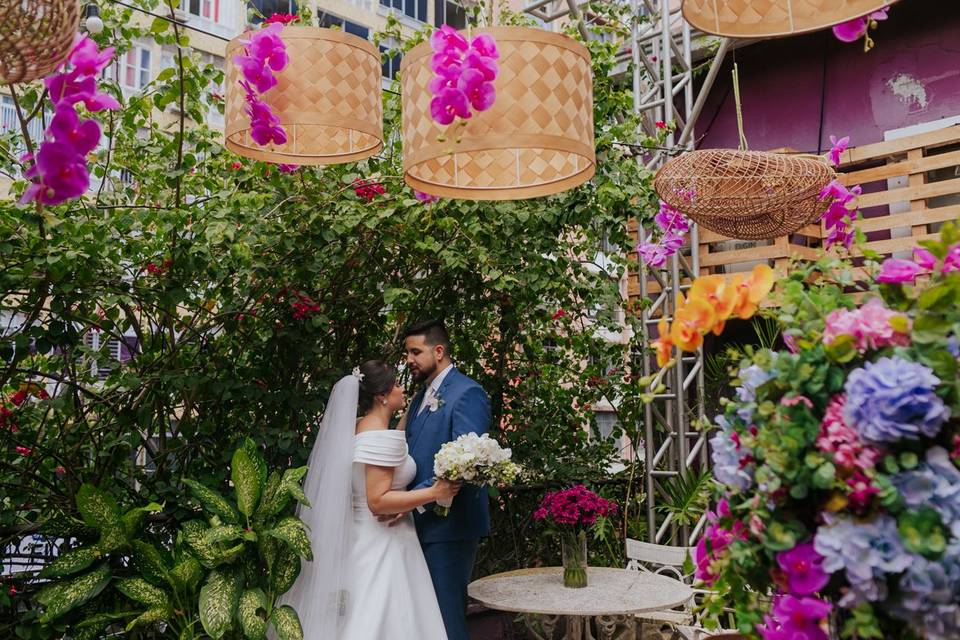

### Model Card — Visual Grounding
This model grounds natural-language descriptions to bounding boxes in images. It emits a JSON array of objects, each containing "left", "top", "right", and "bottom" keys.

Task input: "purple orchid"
[
  {"left": 430, "top": 87, "right": 471, "bottom": 125},
  {"left": 458, "top": 68, "right": 496, "bottom": 112},
  {"left": 20, "top": 141, "right": 91, "bottom": 206},
  {"left": 757, "top": 594, "right": 832, "bottom": 640},
  {"left": 876, "top": 258, "right": 925, "bottom": 284},
  {"left": 427, "top": 27, "right": 499, "bottom": 125},
  {"left": 776, "top": 542, "right": 831, "bottom": 595},
  {"left": 48, "top": 105, "right": 101, "bottom": 156},
  {"left": 430, "top": 25, "right": 469, "bottom": 55},
  {"left": 828, "top": 135, "right": 849, "bottom": 166}
]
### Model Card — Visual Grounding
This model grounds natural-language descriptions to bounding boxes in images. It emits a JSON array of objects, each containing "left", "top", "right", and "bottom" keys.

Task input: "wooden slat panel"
[
  {"left": 840, "top": 149, "right": 960, "bottom": 185},
  {"left": 839, "top": 125, "right": 960, "bottom": 164},
  {"left": 856, "top": 175, "right": 960, "bottom": 209},
  {"left": 853, "top": 204, "right": 960, "bottom": 234}
]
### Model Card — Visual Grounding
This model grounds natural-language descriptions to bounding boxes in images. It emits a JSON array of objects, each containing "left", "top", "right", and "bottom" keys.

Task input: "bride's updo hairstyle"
[{"left": 357, "top": 360, "right": 396, "bottom": 415}]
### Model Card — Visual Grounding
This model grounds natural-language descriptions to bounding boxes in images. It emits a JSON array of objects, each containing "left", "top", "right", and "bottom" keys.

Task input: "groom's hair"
[{"left": 403, "top": 319, "right": 451, "bottom": 357}]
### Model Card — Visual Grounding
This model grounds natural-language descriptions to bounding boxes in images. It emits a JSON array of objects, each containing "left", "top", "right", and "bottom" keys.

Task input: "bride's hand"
[{"left": 431, "top": 479, "right": 462, "bottom": 502}]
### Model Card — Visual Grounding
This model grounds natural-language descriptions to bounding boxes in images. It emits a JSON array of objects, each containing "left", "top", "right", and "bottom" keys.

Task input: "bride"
[{"left": 280, "top": 360, "right": 460, "bottom": 639}]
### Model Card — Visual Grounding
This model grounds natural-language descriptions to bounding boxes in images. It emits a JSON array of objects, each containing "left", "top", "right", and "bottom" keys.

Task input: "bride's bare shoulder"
[{"left": 355, "top": 417, "right": 389, "bottom": 435}]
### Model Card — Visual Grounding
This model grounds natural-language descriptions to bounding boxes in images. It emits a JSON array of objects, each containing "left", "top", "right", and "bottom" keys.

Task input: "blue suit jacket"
[{"left": 407, "top": 367, "right": 491, "bottom": 543}]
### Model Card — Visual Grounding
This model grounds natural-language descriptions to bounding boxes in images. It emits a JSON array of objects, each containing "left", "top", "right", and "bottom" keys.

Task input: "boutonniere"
[{"left": 425, "top": 394, "right": 445, "bottom": 412}]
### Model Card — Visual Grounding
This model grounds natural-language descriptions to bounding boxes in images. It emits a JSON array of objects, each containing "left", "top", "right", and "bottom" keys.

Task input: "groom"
[{"left": 403, "top": 319, "right": 491, "bottom": 640}]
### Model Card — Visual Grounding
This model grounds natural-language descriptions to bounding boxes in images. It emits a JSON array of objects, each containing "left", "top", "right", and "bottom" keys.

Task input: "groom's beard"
[{"left": 410, "top": 361, "right": 437, "bottom": 385}]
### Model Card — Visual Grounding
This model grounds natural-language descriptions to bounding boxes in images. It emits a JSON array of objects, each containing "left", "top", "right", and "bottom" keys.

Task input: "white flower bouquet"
[{"left": 432, "top": 433, "right": 520, "bottom": 516}]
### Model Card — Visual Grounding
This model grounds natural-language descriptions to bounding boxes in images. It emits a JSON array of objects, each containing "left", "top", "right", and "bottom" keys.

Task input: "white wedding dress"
[{"left": 341, "top": 430, "right": 448, "bottom": 639}]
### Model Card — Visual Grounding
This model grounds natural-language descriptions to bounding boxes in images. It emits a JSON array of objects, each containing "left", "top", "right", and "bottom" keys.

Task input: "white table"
[{"left": 468, "top": 567, "right": 694, "bottom": 640}]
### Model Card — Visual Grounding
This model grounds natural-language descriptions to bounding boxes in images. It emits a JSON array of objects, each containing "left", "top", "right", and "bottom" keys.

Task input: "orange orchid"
[
  {"left": 670, "top": 297, "right": 716, "bottom": 351},
  {"left": 654, "top": 317, "right": 673, "bottom": 367},
  {"left": 689, "top": 274, "right": 739, "bottom": 325},
  {"left": 732, "top": 265, "right": 775, "bottom": 320}
]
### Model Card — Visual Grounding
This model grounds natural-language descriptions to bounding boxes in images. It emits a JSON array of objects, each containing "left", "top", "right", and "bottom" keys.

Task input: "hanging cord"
[{"left": 732, "top": 62, "right": 748, "bottom": 151}]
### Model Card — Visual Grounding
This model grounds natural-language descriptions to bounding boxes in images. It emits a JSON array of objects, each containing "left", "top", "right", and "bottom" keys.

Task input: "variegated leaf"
[
  {"left": 214, "top": 541, "right": 247, "bottom": 566},
  {"left": 270, "top": 544, "right": 301, "bottom": 596},
  {"left": 270, "top": 605, "right": 303, "bottom": 640},
  {"left": 203, "top": 524, "right": 247, "bottom": 546},
  {"left": 168, "top": 554, "right": 203, "bottom": 593},
  {"left": 37, "top": 563, "right": 111, "bottom": 623},
  {"left": 266, "top": 517, "right": 312, "bottom": 560},
  {"left": 115, "top": 577, "right": 170, "bottom": 607},
  {"left": 76, "top": 484, "right": 122, "bottom": 532},
  {"left": 281, "top": 466, "right": 309, "bottom": 508},
  {"left": 121, "top": 502, "right": 162, "bottom": 539},
  {"left": 198, "top": 568, "right": 241, "bottom": 639},
  {"left": 241, "top": 437, "right": 268, "bottom": 491},
  {"left": 182, "top": 478, "right": 240, "bottom": 523},
  {"left": 238, "top": 588, "right": 269, "bottom": 640},
  {"left": 125, "top": 605, "right": 171, "bottom": 631},
  {"left": 71, "top": 611, "right": 132, "bottom": 640},
  {"left": 232, "top": 448, "right": 261, "bottom": 517},
  {"left": 131, "top": 540, "right": 170, "bottom": 586},
  {"left": 255, "top": 472, "right": 287, "bottom": 520},
  {"left": 39, "top": 545, "right": 99, "bottom": 579},
  {"left": 182, "top": 520, "right": 220, "bottom": 569}
]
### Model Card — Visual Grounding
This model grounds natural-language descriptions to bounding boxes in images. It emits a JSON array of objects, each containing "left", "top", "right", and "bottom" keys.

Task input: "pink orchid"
[
  {"left": 757, "top": 594, "right": 831, "bottom": 640},
  {"left": 20, "top": 141, "right": 91, "bottom": 206},
  {"left": 48, "top": 105, "right": 101, "bottom": 156},
  {"left": 876, "top": 257, "right": 924, "bottom": 284},
  {"left": 913, "top": 247, "right": 937, "bottom": 270},
  {"left": 415, "top": 190, "right": 440, "bottom": 203},
  {"left": 430, "top": 87, "right": 471, "bottom": 125},
  {"left": 943, "top": 245, "right": 960, "bottom": 272},
  {"left": 248, "top": 23, "right": 289, "bottom": 72},
  {"left": 828, "top": 135, "right": 849, "bottom": 166},
  {"left": 44, "top": 72, "right": 121, "bottom": 111},
  {"left": 654, "top": 201, "right": 690, "bottom": 234},
  {"left": 470, "top": 34, "right": 499, "bottom": 60},
  {"left": 430, "top": 25, "right": 469, "bottom": 55},
  {"left": 776, "top": 543, "right": 830, "bottom": 595},
  {"left": 458, "top": 68, "right": 496, "bottom": 112},
  {"left": 430, "top": 51, "right": 462, "bottom": 79},
  {"left": 463, "top": 49, "right": 498, "bottom": 82},
  {"left": 277, "top": 163, "right": 300, "bottom": 173},
  {"left": 234, "top": 54, "right": 279, "bottom": 94},
  {"left": 68, "top": 36, "right": 116, "bottom": 77},
  {"left": 832, "top": 7, "right": 889, "bottom": 44}
]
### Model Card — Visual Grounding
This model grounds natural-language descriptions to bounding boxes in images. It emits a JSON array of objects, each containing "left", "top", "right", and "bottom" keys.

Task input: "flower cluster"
[
  {"left": 877, "top": 245, "right": 960, "bottom": 283},
  {"left": 428, "top": 26, "right": 499, "bottom": 126},
  {"left": 353, "top": 178, "right": 386, "bottom": 202},
  {"left": 288, "top": 290, "right": 320, "bottom": 320},
  {"left": 533, "top": 484, "right": 617, "bottom": 528},
  {"left": 22, "top": 36, "right": 120, "bottom": 206},
  {"left": 652, "top": 265, "right": 774, "bottom": 367},
  {"left": 823, "top": 297, "right": 911, "bottom": 352},
  {"left": 696, "top": 224, "right": 960, "bottom": 639},
  {"left": 414, "top": 190, "right": 440, "bottom": 204},
  {"left": 833, "top": 7, "right": 890, "bottom": 50},
  {"left": 433, "top": 432, "right": 520, "bottom": 485},
  {"left": 233, "top": 23, "right": 288, "bottom": 146},
  {"left": 637, "top": 199, "right": 690, "bottom": 268},
  {"left": 815, "top": 134, "right": 864, "bottom": 248}
]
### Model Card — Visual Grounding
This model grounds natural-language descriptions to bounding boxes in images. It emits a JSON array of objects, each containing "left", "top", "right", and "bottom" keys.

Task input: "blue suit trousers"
[{"left": 421, "top": 538, "right": 480, "bottom": 640}]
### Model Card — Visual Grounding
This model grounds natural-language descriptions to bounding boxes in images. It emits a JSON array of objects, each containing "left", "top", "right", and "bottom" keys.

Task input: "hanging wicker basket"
[
  {"left": 0, "top": 0, "right": 80, "bottom": 84},
  {"left": 653, "top": 149, "right": 835, "bottom": 241},
  {"left": 400, "top": 26, "right": 595, "bottom": 201},
  {"left": 681, "top": 0, "right": 899, "bottom": 39},
  {"left": 225, "top": 26, "right": 383, "bottom": 165}
]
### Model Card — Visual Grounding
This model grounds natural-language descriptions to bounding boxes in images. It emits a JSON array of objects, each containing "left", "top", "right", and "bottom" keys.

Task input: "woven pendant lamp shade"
[
  {"left": 225, "top": 26, "right": 383, "bottom": 165},
  {"left": 0, "top": 0, "right": 79, "bottom": 84},
  {"left": 681, "top": 0, "right": 899, "bottom": 38},
  {"left": 654, "top": 149, "right": 835, "bottom": 240},
  {"left": 400, "top": 26, "right": 595, "bottom": 200}
]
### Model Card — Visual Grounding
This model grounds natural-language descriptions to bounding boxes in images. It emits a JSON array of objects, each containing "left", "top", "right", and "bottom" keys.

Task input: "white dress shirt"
[{"left": 417, "top": 363, "right": 454, "bottom": 416}]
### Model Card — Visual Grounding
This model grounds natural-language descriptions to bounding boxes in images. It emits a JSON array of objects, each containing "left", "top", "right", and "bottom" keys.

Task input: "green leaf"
[
  {"left": 255, "top": 471, "right": 286, "bottom": 519},
  {"left": 183, "top": 479, "right": 240, "bottom": 523},
  {"left": 156, "top": 68, "right": 176, "bottom": 82},
  {"left": 204, "top": 524, "right": 247, "bottom": 545},
  {"left": 824, "top": 334, "right": 857, "bottom": 363},
  {"left": 76, "top": 484, "right": 122, "bottom": 533},
  {"left": 281, "top": 466, "right": 309, "bottom": 508},
  {"left": 242, "top": 438, "right": 269, "bottom": 491},
  {"left": 270, "top": 605, "right": 304, "bottom": 640},
  {"left": 131, "top": 540, "right": 170, "bottom": 586},
  {"left": 238, "top": 588, "right": 269, "bottom": 640},
  {"left": 198, "top": 569, "right": 242, "bottom": 639},
  {"left": 38, "top": 546, "right": 99, "bottom": 579},
  {"left": 122, "top": 502, "right": 163, "bottom": 539},
  {"left": 126, "top": 606, "right": 171, "bottom": 631},
  {"left": 232, "top": 448, "right": 262, "bottom": 517},
  {"left": 169, "top": 554, "right": 204, "bottom": 593},
  {"left": 116, "top": 577, "right": 170, "bottom": 607},
  {"left": 150, "top": 17, "right": 169, "bottom": 34},
  {"left": 919, "top": 283, "right": 955, "bottom": 310},
  {"left": 182, "top": 520, "right": 221, "bottom": 568},
  {"left": 37, "top": 563, "right": 112, "bottom": 623},
  {"left": 266, "top": 517, "right": 313, "bottom": 560},
  {"left": 270, "top": 544, "right": 301, "bottom": 596}
]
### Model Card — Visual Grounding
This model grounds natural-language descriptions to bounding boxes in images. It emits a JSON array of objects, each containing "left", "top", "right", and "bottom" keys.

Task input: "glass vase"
[{"left": 560, "top": 529, "right": 588, "bottom": 588}]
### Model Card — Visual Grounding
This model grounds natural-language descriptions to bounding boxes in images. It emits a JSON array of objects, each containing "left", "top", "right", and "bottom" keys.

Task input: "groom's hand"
[{"left": 377, "top": 512, "right": 408, "bottom": 527}]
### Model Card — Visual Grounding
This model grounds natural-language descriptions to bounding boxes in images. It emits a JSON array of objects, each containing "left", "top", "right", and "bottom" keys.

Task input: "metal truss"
[{"left": 522, "top": 0, "right": 731, "bottom": 545}]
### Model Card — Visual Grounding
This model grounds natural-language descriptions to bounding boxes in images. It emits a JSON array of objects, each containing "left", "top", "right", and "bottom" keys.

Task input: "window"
[
  {"left": 181, "top": 0, "right": 214, "bottom": 20},
  {"left": 0, "top": 96, "right": 46, "bottom": 148},
  {"left": 434, "top": 0, "right": 466, "bottom": 28},
  {"left": 82, "top": 331, "right": 122, "bottom": 380},
  {"left": 380, "top": 45, "right": 402, "bottom": 81},
  {"left": 318, "top": 12, "right": 370, "bottom": 39},
  {"left": 118, "top": 45, "right": 152, "bottom": 92},
  {"left": 594, "top": 410, "right": 619, "bottom": 440},
  {"left": 380, "top": 0, "right": 427, "bottom": 23},
  {"left": 250, "top": 0, "right": 298, "bottom": 23}
]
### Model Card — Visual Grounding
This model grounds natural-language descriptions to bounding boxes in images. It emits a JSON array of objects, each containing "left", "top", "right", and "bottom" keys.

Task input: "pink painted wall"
[{"left": 695, "top": 0, "right": 960, "bottom": 152}]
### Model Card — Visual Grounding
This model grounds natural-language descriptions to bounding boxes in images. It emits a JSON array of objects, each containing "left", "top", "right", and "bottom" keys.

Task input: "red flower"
[
  {"left": 10, "top": 390, "right": 28, "bottom": 407},
  {"left": 15, "top": 446, "right": 31, "bottom": 456},
  {"left": 655, "top": 121, "right": 666, "bottom": 129},
  {"left": 231, "top": 161, "right": 243, "bottom": 170},
  {"left": 8, "top": 585, "right": 16, "bottom": 596},
  {"left": 55, "top": 465, "right": 66, "bottom": 475},
  {"left": 264, "top": 12, "right": 299, "bottom": 24},
  {"left": 353, "top": 178, "right": 386, "bottom": 202},
  {"left": 551, "top": 309, "right": 567, "bottom": 320}
]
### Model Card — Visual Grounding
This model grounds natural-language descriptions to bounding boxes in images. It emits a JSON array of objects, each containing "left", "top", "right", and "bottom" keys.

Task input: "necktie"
[{"left": 417, "top": 386, "right": 434, "bottom": 416}]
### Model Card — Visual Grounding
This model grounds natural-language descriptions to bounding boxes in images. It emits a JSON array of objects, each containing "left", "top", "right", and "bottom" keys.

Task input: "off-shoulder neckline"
[{"left": 354, "top": 429, "right": 404, "bottom": 438}]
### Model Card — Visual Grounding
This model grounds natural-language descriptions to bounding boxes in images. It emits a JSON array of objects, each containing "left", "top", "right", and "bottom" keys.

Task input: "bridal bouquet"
[
  {"left": 432, "top": 433, "right": 520, "bottom": 516},
  {"left": 692, "top": 223, "right": 960, "bottom": 639}
]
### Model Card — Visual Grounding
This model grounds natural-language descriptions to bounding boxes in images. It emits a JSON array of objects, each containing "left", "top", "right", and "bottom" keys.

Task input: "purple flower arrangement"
[
  {"left": 533, "top": 484, "right": 617, "bottom": 529},
  {"left": 22, "top": 36, "right": 121, "bottom": 206},
  {"left": 693, "top": 223, "right": 960, "bottom": 639},
  {"left": 428, "top": 26, "right": 499, "bottom": 126}
]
